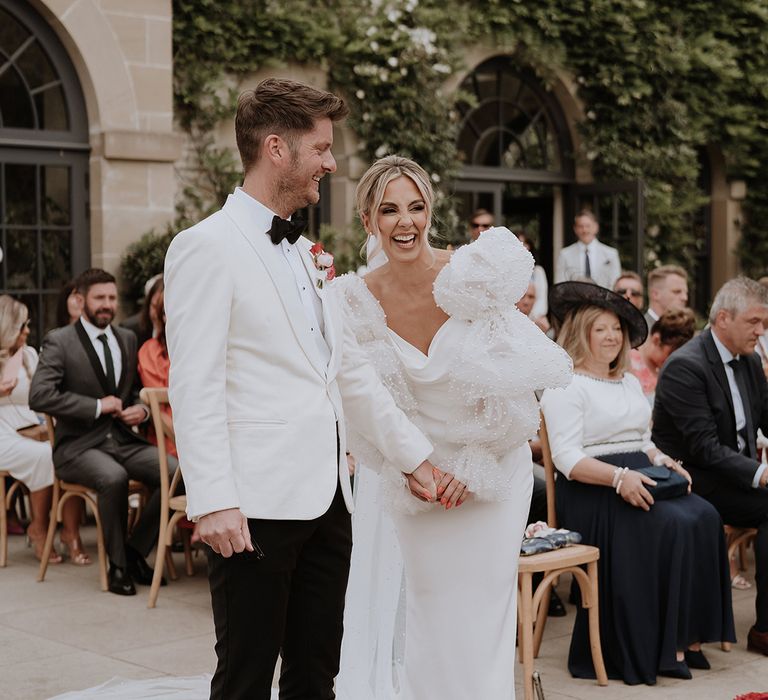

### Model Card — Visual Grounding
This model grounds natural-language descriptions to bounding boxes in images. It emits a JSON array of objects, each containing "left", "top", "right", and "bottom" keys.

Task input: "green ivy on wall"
[{"left": 121, "top": 0, "right": 768, "bottom": 304}]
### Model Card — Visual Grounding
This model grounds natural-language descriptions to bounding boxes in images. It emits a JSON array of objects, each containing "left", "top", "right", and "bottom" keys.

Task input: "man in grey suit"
[
  {"left": 30, "top": 268, "right": 173, "bottom": 596},
  {"left": 555, "top": 209, "right": 621, "bottom": 289},
  {"left": 644, "top": 264, "right": 689, "bottom": 330}
]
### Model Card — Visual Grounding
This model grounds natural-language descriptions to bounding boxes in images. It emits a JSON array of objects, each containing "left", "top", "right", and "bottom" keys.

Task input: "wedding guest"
[
  {"left": 516, "top": 231, "right": 549, "bottom": 322},
  {"left": 467, "top": 208, "right": 494, "bottom": 241},
  {"left": 613, "top": 270, "right": 644, "bottom": 310},
  {"left": 516, "top": 279, "right": 551, "bottom": 333},
  {"left": 137, "top": 290, "right": 175, "bottom": 458},
  {"left": 0, "top": 296, "right": 63, "bottom": 563},
  {"left": 56, "top": 280, "right": 84, "bottom": 328},
  {"left": 540, "top": 281, "right": 734, "bottom": 684},
  {"left": 121, "top": 274, "right": 163, "bottom": 349},
  {"left": 653, "top": 277, "right": 768, "bottom": 656},
  {"left": 555, "top": 210, "right": 621, "bottom": 289},
  {"left": 755, "top": 276, "right": 768, "bottom": 379},
  {"left": 645, "top": 265, "right": 688, "bottom": 329},
  {"left": 30, "top": 268, "right": 173, "bottom": 596},
  {"left": 629, "top": 307, "right": 695, "bottom": 401}
]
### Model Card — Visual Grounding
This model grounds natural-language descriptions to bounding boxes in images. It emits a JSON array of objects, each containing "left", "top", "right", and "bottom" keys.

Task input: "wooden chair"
[
  {"left": 0, "top": 471, "right": 26, "bottom": 567},
  {"left": 517, "top": 414, "right": 608, "bottom": 700},
  {"left": 140, "top": 387, "right": 192, "bottom": 608},
  {"left": 37, "top": 415, "right": 109, "bottom": 591}
]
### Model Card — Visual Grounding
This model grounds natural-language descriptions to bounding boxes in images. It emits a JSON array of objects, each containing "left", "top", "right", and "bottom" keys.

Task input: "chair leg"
[
  {"left": 165, "top": 547, "right": 178, "bottom": 581},
  {"left": 519, "top": 572, "right": 536, "bottom": 700},
  {"left": 182, "top": 528, "right": 194, "bottom": 577},
  {"left": 148, "top": 522, "right": 169, "bottom": 609},
  {"left": 0, "top": 478, "right": 7, "bottom": 568},
  {"left": 586, "top": 561, "right": 608, "bottom": 686},
  {"left": 86, "top": 494, "right": 109, "bottom": 592},
  {"left": 533, "top": 582, "right": 552, "bottom": 658},
  {"left": 37, "top": 480, "right": 60, "bottom": 581}
]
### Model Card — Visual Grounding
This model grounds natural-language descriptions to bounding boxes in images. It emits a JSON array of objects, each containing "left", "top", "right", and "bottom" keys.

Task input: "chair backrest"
[
  {"left": 44, "top": 414, "right": 56, "bottom": 449},
  {"left": 538, "top": 411, "right": 558, "bottom": 528},
  {"left": 139, "top": 387, "right": 180, "bottom": 506}
]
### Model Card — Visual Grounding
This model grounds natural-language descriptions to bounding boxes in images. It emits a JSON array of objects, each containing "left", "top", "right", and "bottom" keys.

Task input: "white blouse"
[
  {"left": 0, "top": 346, "right": 41, "bottom": 431},
  {"left": 540, "top": 372, "right": 655, "bottom": 479}
]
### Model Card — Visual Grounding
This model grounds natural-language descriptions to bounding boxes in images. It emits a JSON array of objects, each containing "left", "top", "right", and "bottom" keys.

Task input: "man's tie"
[
  {"left": 267, "top": 215, "right": 307, "bottom": 245},
  {"left": 97, "top": 333, "right": 117, "bottom": 394},
  {"left": 728, "top": 357, "right": 756, "bottom": 458},
  {"left": 584, "top": 248, "right": 592, "bottom": 278}
]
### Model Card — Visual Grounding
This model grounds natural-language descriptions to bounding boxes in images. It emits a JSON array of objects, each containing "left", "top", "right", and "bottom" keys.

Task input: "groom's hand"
[
  {"left": 198, "top": 508, "right": 254, "bottom": 558},
  {"left": 405, "top": 460, "right": 437, "bottom": 501}
]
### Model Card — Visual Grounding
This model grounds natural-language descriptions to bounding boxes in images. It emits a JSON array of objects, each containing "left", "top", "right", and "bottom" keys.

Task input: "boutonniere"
[{"left": 310, "top": 242, "right": 336, "bottom": 289}]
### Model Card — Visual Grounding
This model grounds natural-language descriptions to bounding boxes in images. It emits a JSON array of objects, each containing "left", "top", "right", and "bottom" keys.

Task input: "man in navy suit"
[{"left": 653, "top": 277, "right": 768, "bottom": 655}]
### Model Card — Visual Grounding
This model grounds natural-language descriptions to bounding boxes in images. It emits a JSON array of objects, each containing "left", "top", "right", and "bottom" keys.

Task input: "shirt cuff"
[
  {"left": 95, "top": 399, "right": 102, "bottom": 419},
  {"left": 752, "top": 463, "right": 768, "bottom": 488}
]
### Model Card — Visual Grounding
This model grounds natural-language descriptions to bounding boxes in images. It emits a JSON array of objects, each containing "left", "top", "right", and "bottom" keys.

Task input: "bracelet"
[
  {"left": 652, "top": 452, "right": 668, "bottom": 467},
  {"left": 611, "top": 467, "right": 622, "bottom": 489},
  {"left": 615, "top": 467, "right": 629, "bottom": 495}
]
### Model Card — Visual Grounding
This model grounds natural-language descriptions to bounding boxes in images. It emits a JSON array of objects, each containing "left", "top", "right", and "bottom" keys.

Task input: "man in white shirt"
[
  {"left": 653, "top": 277, "right": 768, "bottom": 655},
  {"left": 29, "top": 268, "right": 172, "bottom": 596},
  {"left": 555, "top": 209, "right": 621, "bottom": 288},
  {"left": 164, "top": 79, "right": 437, "bottom": 700},
  {"left": 644, "top": 265, "right": 688, "bottom": 329}
]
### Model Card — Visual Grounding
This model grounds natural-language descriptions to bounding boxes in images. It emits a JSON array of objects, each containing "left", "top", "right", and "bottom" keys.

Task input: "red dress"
[
  {"left": 138, "top": 337, "right": 177, "bottom": 458},
  {"left": 628, "top": 348, "right": 657, "bottom": 398}
]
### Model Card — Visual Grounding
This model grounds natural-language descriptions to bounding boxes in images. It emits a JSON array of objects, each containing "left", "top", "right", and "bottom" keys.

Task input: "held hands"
[
  {"left": 405, "top": 460, "right": 437, "bottom": 501},
  {"left": 198, "top": 508, "right": 254, "bottom": 558},
  {"left": 434, "top": 467, "right": 468, "bottom": 509},
  {"left": 404, "top": 461, "right": 471, "bottom": 509},
  {"left": 618, "top": 470, "right": 657, "bottom": 511}
]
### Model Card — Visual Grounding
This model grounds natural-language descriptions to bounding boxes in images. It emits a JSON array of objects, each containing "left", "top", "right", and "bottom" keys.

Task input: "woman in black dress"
[{"left": 540, "top": 282, "right": 735, "bottom": 685}]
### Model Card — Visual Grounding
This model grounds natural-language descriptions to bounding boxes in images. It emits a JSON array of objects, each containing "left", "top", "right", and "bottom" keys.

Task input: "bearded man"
[{"left": 30, "top": 267, "right": 173, "bottom": 596}]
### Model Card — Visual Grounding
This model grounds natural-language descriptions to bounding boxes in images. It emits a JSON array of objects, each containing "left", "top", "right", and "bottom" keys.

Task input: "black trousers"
[
  {"left": 207, "top": 482, "right": 352, "bottom": 700},
  {"left": 694, "top": 476, "right": 768, "bottom": 632}
]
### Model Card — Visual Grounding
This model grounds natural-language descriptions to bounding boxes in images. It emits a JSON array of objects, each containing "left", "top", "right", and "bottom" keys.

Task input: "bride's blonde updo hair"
[{"left": 355, "top": 155, "right": 435, "bottom": 264}]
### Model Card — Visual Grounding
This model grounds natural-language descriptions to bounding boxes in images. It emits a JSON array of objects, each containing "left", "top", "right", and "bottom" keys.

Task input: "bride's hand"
[
  {"left": 434, "top": 468, "right": 468, "bottom": 509},
  {"left": 404, "top": 460, "right": 437, "bottom": 501}
]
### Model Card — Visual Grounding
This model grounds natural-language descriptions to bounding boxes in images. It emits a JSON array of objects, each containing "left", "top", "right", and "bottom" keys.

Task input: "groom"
[{"left": 165, "top": 78, "right": 438, "bottom": 700}]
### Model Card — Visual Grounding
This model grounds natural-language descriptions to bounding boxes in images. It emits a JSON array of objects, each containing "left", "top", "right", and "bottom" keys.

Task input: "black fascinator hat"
[{"left": 549, "top": 281, "right": 648, "bottom": 348}]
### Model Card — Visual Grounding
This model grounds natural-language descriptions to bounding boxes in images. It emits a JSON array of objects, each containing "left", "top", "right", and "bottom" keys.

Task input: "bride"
[{"left": 335, "top": 155, "right": 571, "bottom": 699}]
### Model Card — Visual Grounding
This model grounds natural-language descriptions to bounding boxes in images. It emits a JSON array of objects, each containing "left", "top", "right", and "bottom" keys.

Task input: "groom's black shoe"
[
  {"left": 126, "top": 546, "right": 166, "bottom": 587},
  {"left": 108, "top": 563, "right": 136, "bottom": 596}
]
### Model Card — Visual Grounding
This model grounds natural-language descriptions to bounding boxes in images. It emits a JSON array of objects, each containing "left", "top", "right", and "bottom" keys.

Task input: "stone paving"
[{"left": 0, "top": 524, "right": 765, "bottom": 699}]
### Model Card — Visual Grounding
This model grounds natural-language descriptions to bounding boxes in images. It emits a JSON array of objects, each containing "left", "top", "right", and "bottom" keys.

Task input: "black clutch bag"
[{"left": 634, "top": 465, "right": 688, "bottom": 500}]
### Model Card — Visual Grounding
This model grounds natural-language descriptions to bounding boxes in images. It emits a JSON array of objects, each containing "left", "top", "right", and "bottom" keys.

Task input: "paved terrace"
[{"left": 0, "top": 525, "right": 765, "bottom": 699}]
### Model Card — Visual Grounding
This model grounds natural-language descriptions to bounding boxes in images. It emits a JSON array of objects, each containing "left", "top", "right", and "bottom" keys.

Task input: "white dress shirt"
[
  {"left": 234, "top": 188, "right": 331, "bottom": 371},
  {"left": 80, "top": 316, "right": 121, "bottom": 418},
  {"left": 711, "top": 330, "right": 767, "bottom": 488}
]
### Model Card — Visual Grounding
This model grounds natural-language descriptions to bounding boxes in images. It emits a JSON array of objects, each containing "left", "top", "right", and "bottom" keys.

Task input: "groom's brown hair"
[{"left": 236, "top": 78, "right": 348, "bottom": 174}]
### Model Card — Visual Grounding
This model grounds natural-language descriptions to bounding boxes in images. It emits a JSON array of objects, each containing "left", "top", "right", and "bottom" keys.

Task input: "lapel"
[
  {"left": 222, "top": 193, "right": 327, "bottom": 380},
  {"left": 113, "top": 328, "right": 129, "bottom": 396},
  {"left": 74, "top": 320, "right": 111, "bottom": 396},
  {"left": 702, "top": 329, "right": 736, "bottom": 420}
]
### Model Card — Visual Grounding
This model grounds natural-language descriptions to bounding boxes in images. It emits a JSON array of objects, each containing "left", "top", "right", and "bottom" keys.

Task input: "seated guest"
[
  {"left": 629, "top": 307, "right": 696, "bottom": 401},
  {"left": 137, "top": 290, "right": 175, "bottom": 458},
  {"left": 516, "top": 279, "right": 550, "bottom": 333},
  {"left": 613, "top": 270, "right": 644, "bottom": 310},
  {"left": 56, "top": 280, "right": 84, "bottom": 328},
  {"left": 653, "top": 277, "right": 768, "bottom": 655},
  {"left": 30, "top": 269, "right": 177, "bottom": 596},
  {"left": 0, "top": 296, "right": 67, "bottom": 563},
  {"left": 516, "top": 231, "right": 549, "bottom": 323},
  {"left": 541, "top": 281, "right": 734, "bottom": 684},
  {"left": 755, "top": 276, "right": 768, "bottom": 379},
  {"left": 120, "top": 274, "right": 164, "bottom": 349},
  {"left": 645, "top": 265, "right": 688, "bottom": 329}
]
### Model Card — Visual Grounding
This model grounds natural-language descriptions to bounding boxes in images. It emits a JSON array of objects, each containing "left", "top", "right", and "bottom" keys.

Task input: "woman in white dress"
[{"left": 335, "top": 156, "right": 572, "bottom": 699}]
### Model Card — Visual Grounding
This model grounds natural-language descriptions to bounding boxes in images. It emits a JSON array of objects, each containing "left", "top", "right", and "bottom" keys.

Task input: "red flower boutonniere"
[{"left": 310, "top": 242, "right": 335, "bottom": 289}]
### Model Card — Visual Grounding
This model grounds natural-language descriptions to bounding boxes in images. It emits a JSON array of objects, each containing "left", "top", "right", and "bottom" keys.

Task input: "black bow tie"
[{"left": 267, "top": 215, "right": 307, "bottom": 245}]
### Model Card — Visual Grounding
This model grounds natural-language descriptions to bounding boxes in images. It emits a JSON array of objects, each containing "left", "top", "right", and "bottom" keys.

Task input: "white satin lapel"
[{"left": 222, "top": 195, "right": 327, "bottom": 380}]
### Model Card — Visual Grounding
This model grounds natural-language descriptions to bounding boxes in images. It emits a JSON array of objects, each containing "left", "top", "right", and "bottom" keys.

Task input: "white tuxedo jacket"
[
  {"left": 555, "top": 239, "right": 621, "bottom": 289},
  {"left": 165, "top": 191, "right": 433, "bottom": 520}
]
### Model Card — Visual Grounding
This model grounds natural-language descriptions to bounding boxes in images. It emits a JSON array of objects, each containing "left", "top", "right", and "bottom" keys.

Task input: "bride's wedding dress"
[{"left": 336, "top": 229, "right": 572, "bottom": 699}]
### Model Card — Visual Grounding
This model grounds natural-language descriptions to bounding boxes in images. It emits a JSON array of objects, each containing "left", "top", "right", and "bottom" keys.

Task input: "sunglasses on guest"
[
  {"left": 470, "top": 221, "right": 493, "bottom": 230},
  {"left": 615, "top": 287, "right": 643, "bottom": 299}
]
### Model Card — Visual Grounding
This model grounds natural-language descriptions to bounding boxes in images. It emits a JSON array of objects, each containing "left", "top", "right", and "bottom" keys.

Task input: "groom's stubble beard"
[{"left": 271, "top": 149, "right": 313, "bottom": 217}]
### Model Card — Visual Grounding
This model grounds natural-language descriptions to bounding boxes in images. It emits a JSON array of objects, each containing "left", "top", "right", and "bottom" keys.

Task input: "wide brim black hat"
[{"left": 549, "top": 281, "right": 648, "bottom": 348}]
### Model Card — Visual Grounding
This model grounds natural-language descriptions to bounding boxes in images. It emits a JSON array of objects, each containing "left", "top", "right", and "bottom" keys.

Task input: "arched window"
[
  {"left": 456, "top": 58, "right": 573, "bottom": 181},
  {"left": 0, "top": 0, "right": 89, "bottom": 346}
]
